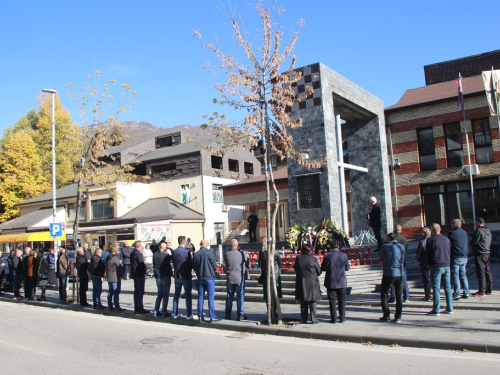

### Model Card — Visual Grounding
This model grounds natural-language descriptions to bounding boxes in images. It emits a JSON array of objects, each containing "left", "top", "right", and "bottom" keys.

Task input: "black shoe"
[
  {"left": 162, "top": 312, "right": 171, "bottom": 317},
  {"left": 421, "top": 297, "right": 431, "bottom": 301},
  {"left": 461, "top": 294, "right": 469, "bottom": 299},
  {"left": 237, "top": 314, "right": 247, "bottom": 321},
  {"left": 225, "top": 314, "right": 231, "bottom": 320},
  {"left": 329, "top": 319, "right": 336, "bottom": 324},
  {"left": 379, "top": 316, "right": 390, "bottom": 322},
  {"left": 81, "top": 302, "right": 92, "bottom": 307},
  {"left": 95, "top": 305, "right": 106, "bottom": 310},
  {"left": 108, "top": 307, "right": 115, "bottom": 311},
  {"left": 339, "top": 319, "right": 345, "bottom": 323},
  {"left": 117, "top": 307, "right": 126, "bottom": 312},
  {"left": 136, "top": 309, "right": 150, "bottom": 314}
]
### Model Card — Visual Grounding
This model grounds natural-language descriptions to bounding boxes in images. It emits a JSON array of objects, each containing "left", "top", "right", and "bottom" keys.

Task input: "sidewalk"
[{"left": 1, "top": 263, "right": 499, "bottom": 353}]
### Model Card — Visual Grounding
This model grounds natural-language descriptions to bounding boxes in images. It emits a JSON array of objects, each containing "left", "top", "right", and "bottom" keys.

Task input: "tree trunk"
[{"left": 269, "top": 166, "right": 282, "bottom": 324}]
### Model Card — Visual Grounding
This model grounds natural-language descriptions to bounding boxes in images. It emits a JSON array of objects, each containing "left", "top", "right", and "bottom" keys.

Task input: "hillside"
[{"left": 116, "top": 121, "right": 210, "bottom": 143}]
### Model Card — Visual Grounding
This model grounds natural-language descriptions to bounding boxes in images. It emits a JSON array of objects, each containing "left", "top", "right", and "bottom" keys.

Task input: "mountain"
[{"left": 116, "top": 121, "right": 211, "bottom": 143}]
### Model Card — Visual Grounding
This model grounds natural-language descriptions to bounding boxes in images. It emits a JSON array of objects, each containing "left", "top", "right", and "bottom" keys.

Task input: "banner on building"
[
  {"left": 139, "top": 225, "right": 171, "bottom": 243},
  {"left": 482, "top": 70, "right": 500, "bottom": 116}
]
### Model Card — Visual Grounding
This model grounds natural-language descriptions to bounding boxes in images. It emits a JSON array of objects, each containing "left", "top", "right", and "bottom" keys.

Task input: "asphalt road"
[{"left": 1, "top": 303, "right": 499, "bottom": 375}]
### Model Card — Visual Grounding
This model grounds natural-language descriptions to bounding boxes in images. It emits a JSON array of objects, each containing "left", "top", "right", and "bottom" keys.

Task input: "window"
[
  {"left": 68, "top": 202, "right": 86, "bottom": 222},
  {"left": 212, "top": 184, "right": 223, "bottom": 203},
  {"left": 228, "top": 159, "right": 239, "bottom": 172},
  {"left": 421, "top": 178, "right": 500, "bottom": 225},
  {"left": 91, "top": 199, "right": 114, "bottom": 220},
  {"left": 297, "top": 175, "right": 321, "bottom": 209},
  {"left": 417, "top": 128, "right": 436, "bottom": 170},
  {"left": 244, "top": 162, "right": 254, "bottom": 175},
  {"left": 155, "top": 135, "right": 173, "bottom": 149},
  {"left": 211, "top": 155, "right": 222, "bottom": 170},
  {"left": 472, "top": 118, "right": 493, "bottom": 164},
  {"left": 151, "top": 162, "right": 176, "bottom": 174},
  {"left": 444, "top": 123, "right": 463, "bottom": 167}
]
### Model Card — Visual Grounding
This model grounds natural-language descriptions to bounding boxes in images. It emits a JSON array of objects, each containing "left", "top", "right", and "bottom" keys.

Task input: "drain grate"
[{"left": 140, "top": 336, "right": 174, "bottom": 345}]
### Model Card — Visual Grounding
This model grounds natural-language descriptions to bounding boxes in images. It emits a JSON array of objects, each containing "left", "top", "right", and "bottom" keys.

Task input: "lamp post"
[{"left": 42, "top": 89, "right": 58, "bottom": 255}]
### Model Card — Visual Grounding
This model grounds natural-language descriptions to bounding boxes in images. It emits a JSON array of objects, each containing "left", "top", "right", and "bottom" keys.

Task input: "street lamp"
[{"left": 42, "top": 89, "right": 58, "bottom": 255}]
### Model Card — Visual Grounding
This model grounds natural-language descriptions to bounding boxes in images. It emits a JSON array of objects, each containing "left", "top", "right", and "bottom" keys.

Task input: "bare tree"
[
  {"left": 67, "top": 69, "right": 137, "bottom": 242},
  {"left": 195, "top": 1, "right": 324, "bottom": 325}
]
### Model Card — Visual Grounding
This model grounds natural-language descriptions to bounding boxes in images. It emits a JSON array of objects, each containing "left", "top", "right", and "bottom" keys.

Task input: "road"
[{"left": 0, "top": 303, "right": 499, "bottom": 375}]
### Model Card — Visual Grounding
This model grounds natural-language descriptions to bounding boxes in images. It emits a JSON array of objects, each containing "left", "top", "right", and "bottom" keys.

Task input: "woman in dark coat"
[
  {"left": 37, "top": 251, "right": 50, "bottom": 301},
  {"left": 258, "top": 238, "right": 283, "bottom": 303},
  {"left": 294, "top": 244, "right": 321, "bottom": 324}
]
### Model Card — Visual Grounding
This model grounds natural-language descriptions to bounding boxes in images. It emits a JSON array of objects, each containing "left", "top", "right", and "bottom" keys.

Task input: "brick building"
[{"left": 385, "top": 51, "right": 500, "bottom": 238}]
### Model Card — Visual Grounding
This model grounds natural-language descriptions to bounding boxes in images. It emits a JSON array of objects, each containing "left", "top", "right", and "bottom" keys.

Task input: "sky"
[{"left": 0, "top": 0, "right": 498, "bottom": 134}]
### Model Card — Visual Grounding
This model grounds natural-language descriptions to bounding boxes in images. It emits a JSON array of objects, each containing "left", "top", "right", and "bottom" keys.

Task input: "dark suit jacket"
[
  {"left": 294, "top": 254, "right": 321, "bottom": 302},
  {"left": 321, "top": 250, "right": 350, "bottom": 289},
  {"left": 369, "top": 204, "right": 381, "bottom": 228}
]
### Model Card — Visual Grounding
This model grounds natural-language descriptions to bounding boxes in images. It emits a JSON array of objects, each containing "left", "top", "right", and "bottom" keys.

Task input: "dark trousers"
[
  {"left": 380, "top": 276, "right": 403, "bottom": 320},
  {"left": 475, "top": 253, "right": 493, "bottom": 292},
  {"left": 49, "top": 269, "right": 56, "bottom": 285},
  {"left": 372, "top": 226, "right": 383, "bottom": 250},
  {"left": 327, "top": 288, "right": 346, "bottom": 322},
  {"left": 133, "top": 277, "right": 145, "bottom": 311},
  {"left": 25, "top": 276, "right": 37, "bottom": 299},
  {"left": 420, "top": 266, "right": 431, "bottom": 299},
  {"left": 123, "top": 264, "right": 130, "bottom": 279},
  {"left": 58, "top": 276, "right": 68, "bottom": 300},
  {"left": 300, "top": 300, "right": 318, "bottom": 323},
  {"left": 391, "top": 267, "right": 409, "bottom": 300},
  {"left": 79, "top": 277, "right": 89, "bottom": 305},
  {"left": 13, "top": 274, "right": 22, "bottom": 297},
  {"left": 249, "top": 226, "right": 257, "bottom": 243}
]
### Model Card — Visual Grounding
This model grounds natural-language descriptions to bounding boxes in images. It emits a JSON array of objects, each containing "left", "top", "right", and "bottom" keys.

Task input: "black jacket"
[
  {"left": 193, "top": 247, "right": 217, "bottom": 280},
  {"left": 130, "top": 249, "right": 146, "bottom": 278},
  {"left": 153, "top": 251, "right": 173, "bottom": 278},
  {"left": 121, "top": 246, "right": 132, "bottom": 265},
  {"left": 471, "top": 226, "right": 492, "bottom": 254},
  {"left": 172, "top": 246, "right": 192, "bottom": 280},
  {"left": 294, "top": 254, "right": 321, "bottom": 302},
  {"left": 416, "top": 237, "right": 430, "bottom": 268},
  {"left": 369, "top": 204, "right": 381, "bottom": 228},
  {"left": 448, "top": 227, "right": 469, "bottom": 258},
  {"left": 426, "top": 234, "right": 451, "bottom": 267},
  {"left": 76, "top": 253, "right": 89, "bottom": 279},
  {"left": 321, "top": 249, "right": 350, "bottom": 289},
  {"left": 90, "top": 255, "right": 105, "bottom": 277}
]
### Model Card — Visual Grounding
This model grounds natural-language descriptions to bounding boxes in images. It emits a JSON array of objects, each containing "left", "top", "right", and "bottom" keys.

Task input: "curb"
[{"left": 2, "top": 296, "right": 499, "bottom": 353}]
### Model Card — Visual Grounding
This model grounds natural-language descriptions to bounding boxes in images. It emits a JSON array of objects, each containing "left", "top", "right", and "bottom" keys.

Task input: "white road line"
[{"left": 0, "top": 339, "right": 54, "bottom": 356}]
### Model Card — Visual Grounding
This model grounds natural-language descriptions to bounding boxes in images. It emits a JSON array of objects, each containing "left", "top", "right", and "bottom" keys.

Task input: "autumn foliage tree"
[
  {"left": 68, "top": 69, "right": 137, "bottom": 237},
  {"left": 195, "top": 1, "right": 324, "bottom": 325},
  {"left": 0, "top": 130, "right": 50, "bottom": 221}
]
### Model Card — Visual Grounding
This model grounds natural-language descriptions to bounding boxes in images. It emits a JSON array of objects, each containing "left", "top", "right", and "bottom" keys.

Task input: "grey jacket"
[
  {"left": 224, "top": 249, "right": 249, "bottom": 284},
  {"left": 471, "top": 226, "right": 492, "bottom": 254}
]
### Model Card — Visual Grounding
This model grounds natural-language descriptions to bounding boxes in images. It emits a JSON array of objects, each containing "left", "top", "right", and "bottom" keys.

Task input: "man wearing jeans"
[
  {"left": 172, "top": 236, "right": 196, "bottom": 320},
  {"left": 105, "top": 246, "right": 124, "bottom": 311},
  {"left": 448, "top": 219, "right": 469, "bottom": 300},
  {"left": 130, "top": 241, "right": 148, "bottom": 314},
  {"left": 90, "top": 248, "right": 106, "bottom": 309},
  {"left": 378, "top": 232, "right": 405, "bottom": 323},
  {"left": 193, "top": 239, "right": 219, "bottom": 322},
  {"left": 153, "top": 242, "right": 173, "bottom": 317},
  {"left": 426, "top": 223, "right": 453, "bottom": 315},
  {"left": 224, "top": 239, "right": 249, "bottom": 321}
]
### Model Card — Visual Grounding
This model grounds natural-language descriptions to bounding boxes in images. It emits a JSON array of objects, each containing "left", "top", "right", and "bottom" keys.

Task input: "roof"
[
  {"left": 18, "top": 183, "right": 78, "bottom": 206},
  {"left": 0, "top": 207, "right": 65, "bottom": 230},
  {"left": 222, "top": 167, "right": 287, "bottom": 188},
  {"left": 120, "top": 197, "right": 205, "bottom": 221},
  {"left": 135, "top": 141, "right": 205, "bottom": 163},
  {"left": 106, "top": 139, "right": 150, "bottom": 154},
  {"left": 385, "top": 74, "right": 485, "bottom": 112}
]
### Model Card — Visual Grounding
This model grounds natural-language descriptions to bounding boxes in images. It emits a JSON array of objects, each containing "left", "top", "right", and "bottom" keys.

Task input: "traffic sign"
[{"left": 50, "top": 223, "right": 63, "bottom": 237}]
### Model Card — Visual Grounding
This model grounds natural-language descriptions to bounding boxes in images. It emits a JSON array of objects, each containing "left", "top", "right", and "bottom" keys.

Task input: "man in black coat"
[
  {"left": 470, "top": 217, "right": 493, "bottom": 296},
  {"left": 90, "top": 249, "right": 106, "bottom": 310},
  {"left": 247, "top": 212, "right": 258, "bottom": 243},
  {"left": 75, "top": 247, "right": 91, "bottom": 306},
  {"left": 172, "top": 236, "right": 196, "bottom": 319},
  {"left": 121, "top": 241, "right": 132, "bottom": 280},
  {"left": 368, "top": 197, "right": 383, "bottom": 251},
  {"left": 321, "top": 239, "right": 350, "bottom": 323},
  {"left": 294, "top": 244, "right": 321, "bottom": 324},
  {"left": 416, "top": 228, "right": 432, "bottom": 301},
  {"left": 130, "top": 241, "right": 148, "bottom": 314}
]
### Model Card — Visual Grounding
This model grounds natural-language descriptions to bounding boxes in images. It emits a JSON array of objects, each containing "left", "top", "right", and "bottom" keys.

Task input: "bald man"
[
  {"left": 369, "top": 197, "right": 383, "bottom": 251},
  {"left": 193, "top": 239, "right": 219, "bottom": 322},
  {"left": 223, "top": 239, "right": 250, "bottom": 321}
]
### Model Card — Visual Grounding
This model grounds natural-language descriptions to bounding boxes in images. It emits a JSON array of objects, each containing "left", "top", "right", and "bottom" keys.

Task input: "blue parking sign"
[{"left": 50, "top": 223, "right": 63, "bottom": 237}]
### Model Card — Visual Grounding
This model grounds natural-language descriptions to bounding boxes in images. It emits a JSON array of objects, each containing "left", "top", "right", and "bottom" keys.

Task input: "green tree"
[
  {"left": 195, "top": 1, "right": 324, "bottom": 325},
  {"left": 0, "top": 130, "right": 50, "bottom": 221},
  {"left": 34, "top": 93, "right": 82, "bottom": 189}
]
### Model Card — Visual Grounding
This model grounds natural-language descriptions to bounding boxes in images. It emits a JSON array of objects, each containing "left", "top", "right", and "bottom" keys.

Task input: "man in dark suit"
[
  {"left": 416, "top": 228, "right": 432, "bottom": 301},
  {"left": 321, "top": 239, "right": 350, "bottom": 323},
  {"left": 294, "top": 244, "right": 322, "bottom": 324},
  {"left": 75, "top": 247, "right": 91, "bottom": 306},
  {"left": 368, "top": 197, "right": 383, "bottom": 252},
  {"left": 130, "top": 241, "right": 148, "bottom": 314},
  {"left": 121, "top": 241, "right": 132, "bottom": 280},
  {"left": 172, "top": 236, "right": 196, "bottom": 320},
  {"left": 379, "top": 232, "right": 405, "bottom": 323},
  {"left": 247, "top": 212, "right": 258, "bottom": 243}
]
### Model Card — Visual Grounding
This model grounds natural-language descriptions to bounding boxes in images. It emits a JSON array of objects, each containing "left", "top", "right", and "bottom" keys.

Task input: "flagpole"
[{"left": 458, "top": 72, "right": 476, "bottom": 223}]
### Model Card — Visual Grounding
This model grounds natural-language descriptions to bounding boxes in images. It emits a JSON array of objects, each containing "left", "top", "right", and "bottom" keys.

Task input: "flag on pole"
[
  {"left": 456, "top": 73, "right": 464, "bottom": 111},
  {"left": 482, "top": 69, "right": 500, "bottom": 116}
]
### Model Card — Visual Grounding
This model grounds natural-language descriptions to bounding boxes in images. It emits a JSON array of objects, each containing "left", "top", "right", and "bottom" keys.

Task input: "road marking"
[{"left": 0, "top": 339, "right": 54, "bottom": 356}]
